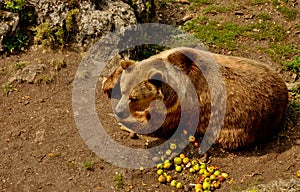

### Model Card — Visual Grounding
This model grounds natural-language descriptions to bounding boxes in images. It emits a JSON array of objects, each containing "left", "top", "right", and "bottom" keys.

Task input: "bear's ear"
[
  {"left": 120, "top": 60, "right": 135, "bottom": 70},
  {"left": 167, "top": 50, "right": 195, "bottom": 70},
  {"left": 148, "top": 69, "right": 163, "bottom": 87}
]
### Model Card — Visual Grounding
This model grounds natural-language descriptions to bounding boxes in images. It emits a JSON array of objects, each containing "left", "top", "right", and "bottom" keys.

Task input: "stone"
[
  {"left": 9, "top": 64, "right": 45, "bottom": 83},
  {"left": 0, "top": 11, "right": 19, "bottom": 51}
]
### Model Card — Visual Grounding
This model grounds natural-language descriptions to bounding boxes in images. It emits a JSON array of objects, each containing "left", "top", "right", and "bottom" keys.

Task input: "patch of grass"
[
  {"left": 284, "top": 56, "right": 300, "bottom": 73},
  {"left": 114, "top": 173, "right": 124, "bottom": 189},
  {"left": 242, "top": 21, "right": 286, "bottom": 41},
  {"left": 203, "top": 5, "right": 234, "bottom": 14},
  {"left": 51, "top": 58, "right": 66, "bottom": 71},
  {"left": 10, "top": 61, "right": 27, "bottom": 72},
  {"left": 182, "top": 18, "right": 242, "bottom": 50},
  {"left": 66, "top": 160, "right": 77, "bottom": 169},
  {"left": 2, "top": 83, "right": 12, "bottom": 95},
  {"left": 284, "top": 101, "right": 300, "bottom": 126},
  {"left": 277, "top": 6, "right": 297, "bottom": 20},
  {"left": 82, "top": 161, "right": 94, "bottom": 171},
  {"left": 256, "top": 12, "right": 272, "bottom": 21},
  {"left": 250, "top": 0, "right": 268, "bottom": 5},
  {"left": 259, "top": 44, "right": 298, "bottom": 64},
  {"left": 34, "top": 73, "right": 56, "bottom": 84},
  {"left": 32, "top": 21, "right": 67, "bottom": 49}
]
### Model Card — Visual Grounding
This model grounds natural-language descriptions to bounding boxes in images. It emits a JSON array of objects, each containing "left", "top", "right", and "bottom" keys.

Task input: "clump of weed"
[
  {"left": 51, "top": 58, "right": 67, "bottom": 71},
  {"left": 2, "top": 83, "right": 12, "bottom": 95},
  {"left": 3, "top": 0, "right": 35, "bottom": 52},
  {"left": 9, "top": 61, "right": 27, "bottom": 72},
  {"left": 82, "top": 161, "right": 94, "bottom": 171},
  {"left": 114, "top": 173, "right": 124, "bottom": 189},
  {"left": 284, "top": 101, "right": 300, "bottom": 126},
  {"left": 32, "top": 21, "right": 67, "bottom": 49},
  {"left": 277, "top": 6, "right": 297, "bottom": 20},
  {"left": 34, "top": 73, "right": 56, "bottom": 84},
  {"left": 66, "top": 9, "right": 79, "bottom": 32},
  {"left": 284, "top": 56, "right": 300, "bottom": 73},
  {"left": 32, "top": 21, "right": 56, "bottom": 48},
  {"left": 3, "top": 32, "right": 29, "bottom": 53}
]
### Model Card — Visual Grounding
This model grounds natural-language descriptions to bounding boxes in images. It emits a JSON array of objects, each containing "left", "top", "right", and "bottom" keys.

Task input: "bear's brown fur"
[{"left": 102, "top": 47, "right": 288, "bottom": 150}]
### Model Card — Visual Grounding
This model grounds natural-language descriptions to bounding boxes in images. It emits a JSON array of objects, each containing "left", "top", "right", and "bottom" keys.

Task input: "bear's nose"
[{"left": 115, "top": 98, "right": 130, "bottom": 119}]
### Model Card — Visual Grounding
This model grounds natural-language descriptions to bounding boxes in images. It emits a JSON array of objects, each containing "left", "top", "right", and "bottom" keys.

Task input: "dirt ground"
[{"left": 1, "top": 1, "right": 300, "bottom": 192}]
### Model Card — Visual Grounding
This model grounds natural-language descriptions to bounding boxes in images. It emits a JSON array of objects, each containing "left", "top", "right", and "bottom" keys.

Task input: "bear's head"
[{"left": 110, "top": 48, "right": 204, "bottom": 136}]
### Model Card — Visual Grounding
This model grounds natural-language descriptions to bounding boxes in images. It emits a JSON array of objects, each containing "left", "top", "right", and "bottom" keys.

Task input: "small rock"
[
  {"left": 9, "top": 64, "right": 45, "bottom": 84},
  {"left": 295, "top": 31, "right": 300, "bottom": 34}
]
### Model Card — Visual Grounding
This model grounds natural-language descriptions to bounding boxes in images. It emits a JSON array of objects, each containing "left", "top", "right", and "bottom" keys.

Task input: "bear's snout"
[{"left": 115, "top": 97, "right": 130, "bottom": 119}]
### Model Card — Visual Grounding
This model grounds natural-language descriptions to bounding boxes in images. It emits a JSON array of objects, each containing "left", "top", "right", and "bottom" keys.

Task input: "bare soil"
[{"left": 1, "top": 1, "right": 300, "bottom": 192}]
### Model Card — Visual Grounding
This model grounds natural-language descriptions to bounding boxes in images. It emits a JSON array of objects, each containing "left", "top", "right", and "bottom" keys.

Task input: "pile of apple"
[{"left": 156, "top": 137, "right": 228, "bottom": 191}]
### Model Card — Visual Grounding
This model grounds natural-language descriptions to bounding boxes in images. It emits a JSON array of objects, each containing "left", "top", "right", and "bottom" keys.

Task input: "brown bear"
[{"left": 102, "top": 47, "right": 288, "bottom": 150}]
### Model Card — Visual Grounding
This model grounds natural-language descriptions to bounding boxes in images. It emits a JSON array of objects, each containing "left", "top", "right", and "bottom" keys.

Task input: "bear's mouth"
[{"left": 117, "top": 109, "right": 166, "bottom": 135}]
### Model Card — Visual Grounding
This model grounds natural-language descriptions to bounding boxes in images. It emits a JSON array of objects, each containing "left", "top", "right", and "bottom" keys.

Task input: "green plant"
[
  {"left": 277, "top": 6, "right": 297, "bottom": 20},
  {"left": 3, "top": 32, "right": 29, "bottom": 52},
  {"left": 284, "top": 56, "right": 300, "bottom": 73},
  {"left": 4, "top": 0, "right": 26, "bottom": 12},
  {"left": 284, "top": 101, "right": 300, "bottom": 126},
  {"left": 34, "top": 73, "right": 56, "bottom": 84},
  {"left": 4, "top": 0, "right": 35, "bottom": 24},
  {"left": 51, "top": 58, "right": 66, "bottom": 71},
  {"left": 32, "top": 21, "right": 56, "bottom": 48},
  {"left": 55, "top": 27, "right": 66, "bottom": 47},
  {"left": 2, "top": 83, "right": 12, "bottom": 95},
  {"left": 114, "top": 173, "right": 124, "bottom": 189},
  {"left": 66, "top": 9, "right": 79, "bottom": 32},
  {"left": 82, "top": 161, "right": 94, "bottom": 171},
  {"left": 10, "top": 61, "right": 27, "bottom": 72}
]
